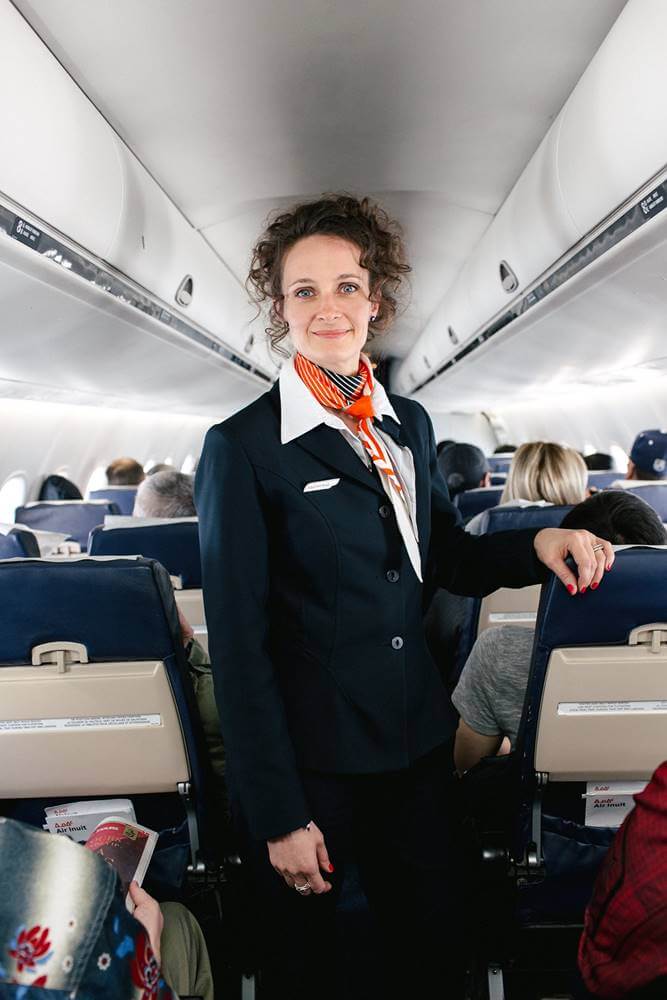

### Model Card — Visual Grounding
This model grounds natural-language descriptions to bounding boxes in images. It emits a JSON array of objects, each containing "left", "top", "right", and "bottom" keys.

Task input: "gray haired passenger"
[{"left": 133, "top": 470, "right": 196, "bottom": 518}]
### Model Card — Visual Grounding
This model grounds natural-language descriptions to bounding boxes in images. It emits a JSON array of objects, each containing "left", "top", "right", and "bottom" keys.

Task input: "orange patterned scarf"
[{"left": 294, "top": 352, "right": 404, "bottom": 500}]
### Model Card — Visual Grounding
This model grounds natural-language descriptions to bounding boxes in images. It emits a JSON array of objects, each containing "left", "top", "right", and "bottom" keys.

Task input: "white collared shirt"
[{"left": 279, "top": 356, "right": 422, "bottom": 581}]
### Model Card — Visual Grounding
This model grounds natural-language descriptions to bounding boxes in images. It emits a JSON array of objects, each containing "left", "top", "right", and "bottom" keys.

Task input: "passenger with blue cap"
[{"left": 626, "top": 429, "right": 667, "bottom": 481}]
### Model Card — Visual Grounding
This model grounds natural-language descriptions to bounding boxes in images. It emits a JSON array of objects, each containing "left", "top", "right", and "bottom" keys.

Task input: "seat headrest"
[
  {"left": 536, "top": 546, "right": 667, "bottom": 651},
  {"left": 0, "top": 557, "right": 179, "bottom": 664},
  {"left": 14, "top": 502, "right": 121, "bottom": 550},
  {"left": 453, "top": 487, "right": 504, "bottom": 520},
  {"left": 475, "top": 504, "right": 572, "bottom": 535},
  {"left": 0, "top": 528, "right": 40, "bottom": 559},
  {"left": 587, "top": 470, "right": 620, "bottom": 489},
  {"left": 89, "top": 487, "right": 138, "bottom": 515},
  {"left": 88, "top": 521, "right": 201, "bottom": 588},
  {"left": 621, "top": 483, "right": 667, "bottom": 520},
  {"left": 487, "top": 455, "right": 513, "bottom": 474}
]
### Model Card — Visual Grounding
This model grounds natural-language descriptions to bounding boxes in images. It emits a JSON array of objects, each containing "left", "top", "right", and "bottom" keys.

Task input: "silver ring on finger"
[
  {"left": 592, "top": 543, "right": 605, "bottom": 553},
  {"left": 294, "top": 881, "right": 311, "bottom": 894}
]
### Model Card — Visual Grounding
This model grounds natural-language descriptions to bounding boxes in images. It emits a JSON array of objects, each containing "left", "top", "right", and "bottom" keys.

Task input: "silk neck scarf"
[{"left": 293, "top": 352, "right": 404, "bottom": 501}]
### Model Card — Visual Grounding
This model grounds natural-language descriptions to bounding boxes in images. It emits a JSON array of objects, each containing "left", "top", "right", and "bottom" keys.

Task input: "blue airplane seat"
[
  {"left": 14, "top": 501, "right": 120, "bottom": 550},
  {"left": 0, "top": 528, "right": 40, "bottom": 559},
  {"left": 474, "top": 503, "right": 573, "bottom": 535},
  {"left": 453, "top": 486, "right": 503, "bottom": 521},
  {"left": 464, "top": 547, "right": 667, "bottom": 991},
  {"left": 88, "top": 521, "right": 201, "bottom": 589},
  {"left": 487, "top": 455, "right": 513, "bottom": 475},
  {"left": 621, "top": 482, "right": 667, "bottom": 520},
  {"left": 490, "top": 473, "right": 507, "bottom": 486},
  {"left": 586, "top": 470, "right": 620, "bottom": 490},
  {"left": 89, "top": 486, "right": 138, "bottom": 515},
  {"left": 452, "top": 505, "right": 572, "bottom": 685},
  {"left": 0, "top": 556, "right": 223, "bottom": 881}
]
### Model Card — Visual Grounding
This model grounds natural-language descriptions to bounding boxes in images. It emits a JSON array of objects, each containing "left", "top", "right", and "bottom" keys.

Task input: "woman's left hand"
[
  {"left": 128, "top": 882, "right": 164, "bottom": 963},
  {"left": 534, "top": 528, "right": 614, "bottom": 594}
]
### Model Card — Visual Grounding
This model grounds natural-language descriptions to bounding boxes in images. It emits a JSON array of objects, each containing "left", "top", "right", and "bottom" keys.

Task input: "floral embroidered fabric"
[{"left": 0, "top": 819, "right": 176, "bottom": 999}]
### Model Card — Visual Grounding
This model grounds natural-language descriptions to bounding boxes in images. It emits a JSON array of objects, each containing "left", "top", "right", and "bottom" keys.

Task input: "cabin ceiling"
[{"left": 12, "top": 0, "right": 627, "bottom": 364}]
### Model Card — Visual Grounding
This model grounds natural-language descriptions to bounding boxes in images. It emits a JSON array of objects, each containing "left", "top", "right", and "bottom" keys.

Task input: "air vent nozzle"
[
  {"left": 499, "top": 260, "right": 519, "bottom": 293},
  {"left": 175, "top": 274, "right": 194, "bottom": 307},
  {"left": 448, "top": 325, "right": 459, "bottom": 346}
]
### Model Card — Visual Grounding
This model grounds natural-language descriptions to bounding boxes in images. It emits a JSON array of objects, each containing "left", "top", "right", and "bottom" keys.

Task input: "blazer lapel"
[{"left": 294, "top": 424, "right": 384, "bottom": 494}]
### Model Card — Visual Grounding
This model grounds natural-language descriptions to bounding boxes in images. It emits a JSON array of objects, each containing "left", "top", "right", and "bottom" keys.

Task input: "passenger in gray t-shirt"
[{"left": 451, "top": 625, "right": 534, "bottom": 773}]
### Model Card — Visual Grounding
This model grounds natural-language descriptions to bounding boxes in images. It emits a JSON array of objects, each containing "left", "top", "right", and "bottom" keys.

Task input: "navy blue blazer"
[{"left": 195, "top": 382, "right": 547, "bottom": 840}]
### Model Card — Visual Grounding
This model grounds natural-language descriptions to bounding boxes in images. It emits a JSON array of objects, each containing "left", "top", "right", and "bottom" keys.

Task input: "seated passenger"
[
  {"left": 466, "top": 440, "right": 587, "bottom": 533},
  {"left": 146, "top": 462, "right": 174, "bottom": 476},
  {"left": 436, "top": 438, "right": 456, "bottom": 456},
  {"left": 38, "top": 474, "right": 83, "bottom": 501},
  {"left": 577, "top": 760, "right": 667, "bottom": 1000},
  {"left": 584, "top": 452, "right": 615, "bottom": 471},
  {"left": 452, "top": 490, "right": 667, "bottom": 774},
  {"left": 133, "top": 470, "right": 195, "bottom": 518},
  {"left": 106, "top": 457, "right": 145, "bottom": 486},
  {"left": 437, "top": 442, "right": 490, "bottom": 499},
  {"left": 615, "top": 428, "right": 667, "bottom": 483},
  {"left": 0, "top": 818, "right": 213, "bottom": 999}
]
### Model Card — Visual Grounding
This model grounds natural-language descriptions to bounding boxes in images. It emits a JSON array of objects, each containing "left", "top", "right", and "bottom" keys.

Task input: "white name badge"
[{"left": 303, "top": 478, "right": 340, "bottom": 493}]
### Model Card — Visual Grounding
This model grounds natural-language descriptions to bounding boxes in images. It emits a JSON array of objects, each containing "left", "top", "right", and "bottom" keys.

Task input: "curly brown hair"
[{"left": 247, "top": 193, "right": 411, "bottom": 355}]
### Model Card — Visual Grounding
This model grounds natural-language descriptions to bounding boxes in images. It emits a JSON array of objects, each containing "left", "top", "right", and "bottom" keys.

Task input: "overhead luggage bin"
[
  {"left": 396, "top": 0, "right": 667, "bottom": 395},
  {"left": 0, "top": 2, "right": 274, "bottom": 381}
]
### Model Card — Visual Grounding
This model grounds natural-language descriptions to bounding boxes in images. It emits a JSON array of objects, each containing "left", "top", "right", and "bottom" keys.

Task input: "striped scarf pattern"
[{"left": 293, "top": 352, "right": 404, "bottom": 499}]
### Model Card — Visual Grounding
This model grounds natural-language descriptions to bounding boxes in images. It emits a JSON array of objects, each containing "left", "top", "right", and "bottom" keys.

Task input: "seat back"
[
  {"left": 453, "top": 486, "right": 503, "bottom": 521},
  {"left": 621, "top": 482, "right": 667, "bottom": 520},
  {"left": 487, "top": 455, "right": 513, "bottom": 474},
  {"left": 0, "top": 557, "right": 217, "bottom": 867},
  {"left": 0, "top": 528, "right": 40, "bottom": 559},
  {"left": 88, "top": 521, "right": 202, "bottom": 589},
  {"left": 452, "top": 505, "right": 573, "bottom": 680},
  {"left": 15, "top": 501, "right": 120, "bottom": 550},
  {"left": 490, "top": 473, "right": 507, "bottom": 486},
  {"left": 89, "top": 486, "right": 138, "bottom": 515},
  {"left": 473, "top": 503, "right": 572, "bottom": 536},
  {"left": 587, "top": 470, "right": 620, "bottom": 490},
  {"left": 525, "top": 547, "right": 667, "bottom": 783}
]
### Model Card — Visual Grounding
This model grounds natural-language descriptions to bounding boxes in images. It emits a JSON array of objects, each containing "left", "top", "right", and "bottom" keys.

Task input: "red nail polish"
[
  {"left": 606, "top": 564, "right": 612, "bottom": 572},
  {"left": 567, "top": 584, "right": 576, "bottom": 595},
  {"left": 591, "top": 581, "right": 599, "bottom": 590},
  {"left": 580, "top": 586, "right": 587, "bottom": 594},
  {"left": 328, "top": 863, "right": 335, "bottom": 872}
]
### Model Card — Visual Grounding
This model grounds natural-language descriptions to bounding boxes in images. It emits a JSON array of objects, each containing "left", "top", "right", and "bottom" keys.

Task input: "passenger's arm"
[
  {"left": 454, "top": 719, "right": 503, "bottom": 775},
  {"left": 195, "top": 425, "right": 310, "bottom": 842}
]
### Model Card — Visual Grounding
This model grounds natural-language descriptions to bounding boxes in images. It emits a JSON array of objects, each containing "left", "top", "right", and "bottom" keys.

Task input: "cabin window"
[
  {"left": 85, "top": 466, "right": 107, "bottom": 497},
  {"left": 610, "top": 445, "right": 629, "bottom": 475},
  {"left": 0, "top": 473, "right": 27, "bottom": 523}
]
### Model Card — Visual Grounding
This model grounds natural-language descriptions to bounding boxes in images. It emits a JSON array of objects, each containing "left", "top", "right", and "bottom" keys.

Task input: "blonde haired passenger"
[
  {"left": 501, "top": 441, "right": 588, "bottom": 505},
  {"left": 467, "top": 441, "right": 587, "bottom": 534}
]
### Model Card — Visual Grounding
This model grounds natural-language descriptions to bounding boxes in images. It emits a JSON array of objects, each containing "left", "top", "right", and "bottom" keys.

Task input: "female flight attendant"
[{"left": 195, "top": 195, "right": 613, "bottom": 998}]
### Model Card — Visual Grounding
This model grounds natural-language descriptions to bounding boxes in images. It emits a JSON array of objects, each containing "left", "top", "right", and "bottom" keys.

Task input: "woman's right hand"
[{"left": 268, "top": 821, "right": 334, "bottom": 895}]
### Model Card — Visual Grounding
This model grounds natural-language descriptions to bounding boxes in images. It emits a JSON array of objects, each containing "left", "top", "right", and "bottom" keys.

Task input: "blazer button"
[
  {"left": 378, "top": 505, "right": 391, "bottom": 518},
  {"left": 391, "top": 636, "right": 404, "bottom": 650},
  {"left": 386, "top": 569, "right": 400, "bottom": 583}
]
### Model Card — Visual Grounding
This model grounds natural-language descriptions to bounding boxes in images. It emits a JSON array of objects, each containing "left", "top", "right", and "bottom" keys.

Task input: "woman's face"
[{"left": 279, "top": 235, "right": 379, "bottom": 374}]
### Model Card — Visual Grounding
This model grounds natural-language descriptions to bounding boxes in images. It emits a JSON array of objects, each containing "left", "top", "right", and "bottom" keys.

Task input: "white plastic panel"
[
  {"left": 108, "top": 142, "right": 267, "bottom": 359},
  {"left": 399, "top": 0, "right": 667, "bottom": 393},
  {"left": 557, "top": 0, "right": 667, "bottom": 236},
  {"left": 0, "top": 3, "right": 123, "bottom": 259}
]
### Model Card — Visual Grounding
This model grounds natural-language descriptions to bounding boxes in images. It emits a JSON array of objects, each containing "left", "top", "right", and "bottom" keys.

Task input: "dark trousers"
[{"left": 236, "top": 743, "right": 466, "bottom": 999}]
